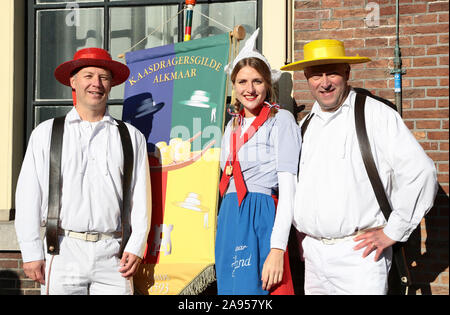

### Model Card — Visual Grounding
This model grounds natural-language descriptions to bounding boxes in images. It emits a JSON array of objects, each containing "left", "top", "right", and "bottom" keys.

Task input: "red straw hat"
[{"left": 54, "top": 47, "right": 130, "bottom": 87}]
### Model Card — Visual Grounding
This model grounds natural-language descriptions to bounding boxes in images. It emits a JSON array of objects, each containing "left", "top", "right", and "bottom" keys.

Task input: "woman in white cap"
[{"left": 216, "top": 29, "right": 302, "bottom": 295}]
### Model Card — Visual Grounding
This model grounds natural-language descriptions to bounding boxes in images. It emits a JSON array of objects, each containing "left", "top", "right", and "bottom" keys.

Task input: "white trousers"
[
  {"left": 41, "top": 236, "right": 133, "bottom": 295},
  {"left": 302, "top": 235, "right": 392, "bottom": 295}
]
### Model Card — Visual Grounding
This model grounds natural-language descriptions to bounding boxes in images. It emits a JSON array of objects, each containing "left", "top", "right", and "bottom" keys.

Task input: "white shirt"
[
  {"left": 240, "top": 116, "right": 256, "bottom": 135},
  {"left": 242, "top": 116, "right": 297, "bottom": 251},
  {"left": 294, "top": 89, "right": 438, "bottom": 242},
  {"left": 272, "top": 172, "right": 296, "bottom": 250},
  {"left": 15, "top": 108, "right": 152, "bottom": 262}
]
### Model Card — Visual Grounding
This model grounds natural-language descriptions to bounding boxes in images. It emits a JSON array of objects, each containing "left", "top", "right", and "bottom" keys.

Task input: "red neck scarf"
[{"left": 219, "top": 102, "right": 277, "bottom": 206}]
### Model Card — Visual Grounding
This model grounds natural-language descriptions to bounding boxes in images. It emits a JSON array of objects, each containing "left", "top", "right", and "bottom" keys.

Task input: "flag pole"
[
  {"left": 231, "top": 25, "right": 246, "bottom": 41},
  {"left": 184, "top": 0, "right": 196, "bottom": 41}
]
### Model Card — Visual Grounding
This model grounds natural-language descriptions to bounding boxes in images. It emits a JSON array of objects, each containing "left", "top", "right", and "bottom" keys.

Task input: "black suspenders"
[
  {"left": 115, "top": 119, "right": 133, "bottom": 259},
  {"left": 297, "top": 112, "right": 314, "bottom": 180},
  {"left": 353, "top": 94, "right": 412, "bottom": 291},
  {"left": 46, "top": 116, "right": 65, "bottom": 255},
  {"left": 46, "top": 116, "right": 133, "bottom": 259}
]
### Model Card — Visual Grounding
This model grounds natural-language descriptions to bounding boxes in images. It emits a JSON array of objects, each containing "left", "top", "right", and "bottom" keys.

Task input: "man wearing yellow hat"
[
  {"left": 282, "top": 39, "right": 437, "bottom": 295},
  {"left": 15, "top": 48, "right": 152, "bottom": 295}
]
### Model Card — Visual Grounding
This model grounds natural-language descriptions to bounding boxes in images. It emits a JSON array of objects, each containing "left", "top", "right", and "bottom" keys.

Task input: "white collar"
[
  {"left": 310, "top": 88, "right": 355, "bottom": 122},
  {"left": 66, "top": 107, "right": 117, "bottom": 125}
]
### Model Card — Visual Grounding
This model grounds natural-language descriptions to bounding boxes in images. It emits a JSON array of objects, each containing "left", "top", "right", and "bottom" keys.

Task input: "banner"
[{"left": 123, "top": 33, "right": 230, "bottom": 295}]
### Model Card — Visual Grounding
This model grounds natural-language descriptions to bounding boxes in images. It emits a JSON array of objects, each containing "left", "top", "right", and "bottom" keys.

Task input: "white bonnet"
[{"left": 224, "top": 28, "right": 281, "bottom": 83}]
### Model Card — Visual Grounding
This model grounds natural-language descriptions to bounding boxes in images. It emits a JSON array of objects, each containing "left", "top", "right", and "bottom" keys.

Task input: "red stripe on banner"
[{"left": 143, "top": 160, "right": 168, "bottom": 264}]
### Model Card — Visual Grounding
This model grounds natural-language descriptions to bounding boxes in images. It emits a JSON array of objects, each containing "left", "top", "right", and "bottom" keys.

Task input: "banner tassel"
[{"left": 179, "top": 264, "right": 216, "bottom": 295}]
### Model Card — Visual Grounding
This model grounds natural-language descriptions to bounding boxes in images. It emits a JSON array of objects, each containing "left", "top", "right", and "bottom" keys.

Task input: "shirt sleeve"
[
  {"left": 124, "top": 127, "right": 152, "bottom": 258},
  {"left": 15, "top": 125, "right": 50, "bottom": 263},
  {"left": 370, "top": 103, "right": 438, "bottom": 242},
  {"left": 271, "top": 110, "right": 302, "bottom": 175},
  {"left": 270, "top": 172, "right": 296, "bottom": 250}
]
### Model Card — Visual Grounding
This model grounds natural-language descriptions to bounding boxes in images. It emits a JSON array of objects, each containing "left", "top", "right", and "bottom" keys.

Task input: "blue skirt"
[{"left": 215, "top": 192, "right": 276, "bottom": 295}]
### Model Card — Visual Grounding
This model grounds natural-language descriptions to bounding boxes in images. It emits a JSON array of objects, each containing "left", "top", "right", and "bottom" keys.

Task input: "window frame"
[{"left": 26, "top": 0, "right": 262, "bottom": 141}]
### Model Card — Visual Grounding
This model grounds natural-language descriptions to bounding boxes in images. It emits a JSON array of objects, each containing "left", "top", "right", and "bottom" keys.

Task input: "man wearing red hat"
[
  {"left": 281, "top": 40, "right": 437, "bottom": 295},
  {"left": 15, "top": 48, "right": 151, "bottom": 295}
]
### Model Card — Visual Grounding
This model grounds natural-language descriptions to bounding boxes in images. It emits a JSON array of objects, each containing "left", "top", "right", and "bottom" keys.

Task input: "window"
[{"left": 27, "top": 0, "right": 261, "bottom": 140}]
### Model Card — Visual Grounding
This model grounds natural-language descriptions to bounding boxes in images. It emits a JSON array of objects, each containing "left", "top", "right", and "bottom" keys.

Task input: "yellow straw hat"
[{"left": 281, "top": 39, "right": 371, "bottom": 71}]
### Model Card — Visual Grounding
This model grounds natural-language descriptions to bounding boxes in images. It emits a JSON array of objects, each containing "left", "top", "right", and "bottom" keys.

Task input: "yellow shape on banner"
[{"left": 134, "top": 148, "right": 221, "bottom": 295}]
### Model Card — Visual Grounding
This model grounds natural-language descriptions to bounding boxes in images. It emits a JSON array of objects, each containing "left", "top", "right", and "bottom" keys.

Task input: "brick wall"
[
  {"left": 292, "top": 0, "right": 449, "bottom": 294},
  {"left": 0, "top": 251, "right": 40, "bottom": 295}
]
